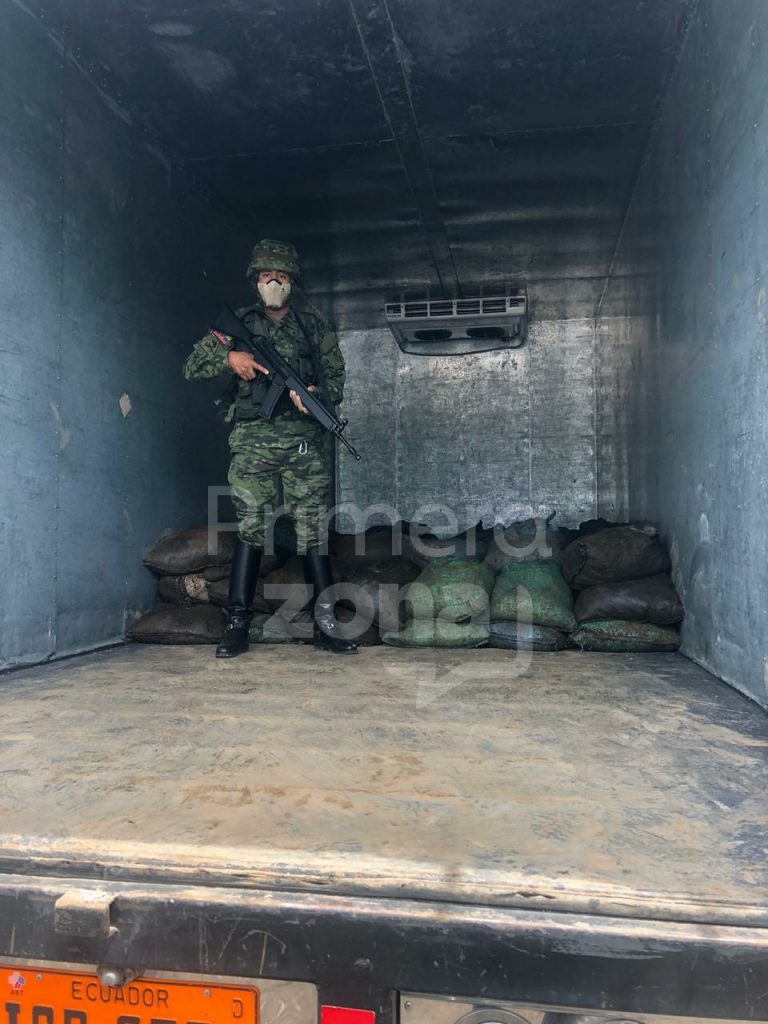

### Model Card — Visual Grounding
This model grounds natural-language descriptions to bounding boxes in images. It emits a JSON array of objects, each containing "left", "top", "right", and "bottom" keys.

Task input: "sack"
[
  {"left": 403, "top": 522, "right": 494, "bottom": 566},
  {"left": 207, "top": 575, "right": 271, "bottom": 613},
  {"left": 256, "top": 556, "right": 312, "bottom": 611},
  {"left": 382, "top": 620, "right": 489, "bottom": 648},
  {"left": 143, "top": 526, "right": 235, "bottom": 576},
  {"left": 203, "top": 564, "right": 231, "bottom": 583},
  {"left": 336, "top": 558, "right": 421, "bottom": 630},
  {"left": 571, "top": 620, "right": 681, "bottom": 653},
  {"left": 249, "top": 611, "right": 313, "bottom": 644},
  {"left": 332, "top": 524, "right": 407, "bottom": 564},
  {"left": 489, "top": 621, "right": 569, "bottom": 651},
  {"left": 484, "top": 513, "right": 560, "bottom": 569},
  {"left": 562, "top": 525, "right": 670, "bottom": 589},
  {"left": 248, "top": 607, "right": 381, "bottom": 646},
  {"left": 558, "top": 517, "right": 626, "bottom": 546},
  {"left": 405, "top": 556, "right": 495, "bottom": 623},
  {"left": 157, "top": 573, "right": 209, "bottom": 606},
  {"left": 336, "top": 605, "right": 383, "bottom": 646},
  {"left": 490, "top": 560, "right": 575, "bottom": 631},
  {"left": 574, "top": 574, "right": 683, "bottom": 625},
  {"left": 128, "top": 605, "right": 226, "bottom": 644},
  {"left": 207, "top": 576, "right": 229, "bottom": 608}
]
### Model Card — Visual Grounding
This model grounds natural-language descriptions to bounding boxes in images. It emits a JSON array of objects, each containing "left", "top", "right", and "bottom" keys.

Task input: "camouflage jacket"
[{"left": 183, "top": 298, "right": 345, "bottom": 433}]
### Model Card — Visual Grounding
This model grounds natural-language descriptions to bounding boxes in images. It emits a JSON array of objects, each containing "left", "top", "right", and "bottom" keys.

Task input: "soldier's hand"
[
  {"left": 289, "top": 385, "right": 317, "bottom": 414},
  {"left": 228, "top": 351, "right": 269, "bottom": 381}
]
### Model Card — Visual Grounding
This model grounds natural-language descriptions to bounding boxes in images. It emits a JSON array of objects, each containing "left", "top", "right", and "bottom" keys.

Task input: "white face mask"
[{"left": 258, "top": 278, "right": 292, "bottom": 310}]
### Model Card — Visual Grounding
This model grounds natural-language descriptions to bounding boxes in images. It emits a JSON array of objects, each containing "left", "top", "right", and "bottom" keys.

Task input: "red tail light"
[{"left": 321, "top": 1007, "right": 376, "bottom": 1024}]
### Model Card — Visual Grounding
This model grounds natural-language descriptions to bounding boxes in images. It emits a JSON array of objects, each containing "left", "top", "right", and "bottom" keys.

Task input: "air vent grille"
[
  {"left": 385, "top": 292, "right": 528, "bottom": 355},
  {"left": 386, "top": 295, "right": 526, "bottom": 321}
]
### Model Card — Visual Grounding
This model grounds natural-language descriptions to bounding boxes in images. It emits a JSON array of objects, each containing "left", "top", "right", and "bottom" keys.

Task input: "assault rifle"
[{"left": 212, "top": 306, "right": 361, "bottom": 461}]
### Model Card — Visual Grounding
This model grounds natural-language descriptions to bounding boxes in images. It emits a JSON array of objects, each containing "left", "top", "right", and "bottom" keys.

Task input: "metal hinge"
[{"left": 54, "top": 889, "right": 117, "bottom": 939}]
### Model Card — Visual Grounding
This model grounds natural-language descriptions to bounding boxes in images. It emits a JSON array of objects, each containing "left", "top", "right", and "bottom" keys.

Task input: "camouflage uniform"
[{"left": 183, "top": 298, "right": 345, "bottom": 552}]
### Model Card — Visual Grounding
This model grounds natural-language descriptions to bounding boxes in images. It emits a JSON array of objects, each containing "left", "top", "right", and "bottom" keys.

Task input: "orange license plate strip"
[{"left": 1, "top": 966, "right": 258, "bottom": 1024}]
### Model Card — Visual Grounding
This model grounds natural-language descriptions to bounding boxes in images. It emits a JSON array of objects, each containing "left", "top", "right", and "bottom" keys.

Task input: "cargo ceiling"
[{"left": 35, "top": 0, "right": 691, "bottom": 325}]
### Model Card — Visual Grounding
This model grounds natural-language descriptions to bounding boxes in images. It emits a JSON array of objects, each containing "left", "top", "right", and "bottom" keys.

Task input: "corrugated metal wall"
[
  {"left": 337, "top": 318, "right": 626, "bottom": 533},
  {"left": 600, "top": 0, "right": 768, "bottom": 706},
  {"left": 0, "top": 2, "right": 250, "bottom": 669}
]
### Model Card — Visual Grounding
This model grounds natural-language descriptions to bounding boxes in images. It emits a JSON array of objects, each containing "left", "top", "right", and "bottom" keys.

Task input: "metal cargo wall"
[
  {"left": 337, "top": 319, "right": 624, "bottom": 534},
  {"left": 0, "top": 2, "right": 250, "bottom": 670},
  {"left": 599, "top": 0, "right": 768, "bottom": 706}
]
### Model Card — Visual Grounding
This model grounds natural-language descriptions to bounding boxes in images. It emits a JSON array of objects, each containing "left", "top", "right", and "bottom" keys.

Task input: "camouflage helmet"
[{"left": 247, "top": 238, "right": 300, "bottom": 280}]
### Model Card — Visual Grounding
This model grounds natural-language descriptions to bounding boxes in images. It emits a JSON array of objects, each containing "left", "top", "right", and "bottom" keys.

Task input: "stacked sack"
[
  {"left": 128, "top": 521, "right": 426, "bottom": 646},
  {"left": 381, "top": 555, "right": 496, "bottom": 648},
  {"left": 129, "top": 526, "right": 235, "bottom": 644},
  {"left": 325, "top": 523, "right": 421, "bottom": 644},
  {"left": 488, "top": 561, "right": 575, "bottom": 650},
  {"left": 561, "top": 523, "right": 683, "bottom": 651},
  {"left": 481, "top": 513, "right": 572, "bottom": 650},
  {"left": 127, "top": 517, "right": 683, "bottom": 653},
  {"left": 129, "top": 520, "right": 310, "bottom": 645}
]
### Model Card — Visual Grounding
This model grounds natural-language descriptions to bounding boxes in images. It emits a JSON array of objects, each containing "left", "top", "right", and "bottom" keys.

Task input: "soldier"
[{"left": 183, "top": 238, "right": 357, "bottom": 658}]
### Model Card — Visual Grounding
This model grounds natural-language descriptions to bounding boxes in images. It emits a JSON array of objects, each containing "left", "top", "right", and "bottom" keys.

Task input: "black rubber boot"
[
  {"left": 304, "top": 545, "right": 358, "bottom": 654},
  {"left": 216, "top": 539, "right": 261, "bottom": 658}
]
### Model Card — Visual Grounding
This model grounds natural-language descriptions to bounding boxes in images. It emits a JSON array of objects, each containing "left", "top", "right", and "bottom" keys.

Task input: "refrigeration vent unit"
[{"left": 385, "top": 293, "right": 528, "bottom": 355}]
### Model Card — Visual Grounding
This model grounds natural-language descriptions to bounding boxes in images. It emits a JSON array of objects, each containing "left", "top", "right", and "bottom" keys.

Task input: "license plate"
[{"left": 1, "top": 966, "right": 258, "bottom": 1024}]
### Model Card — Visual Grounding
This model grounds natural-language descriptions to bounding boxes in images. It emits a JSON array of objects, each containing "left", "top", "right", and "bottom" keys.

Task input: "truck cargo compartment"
[{"left": 2, "top": 0, "right": 768, "bottom": 1016}]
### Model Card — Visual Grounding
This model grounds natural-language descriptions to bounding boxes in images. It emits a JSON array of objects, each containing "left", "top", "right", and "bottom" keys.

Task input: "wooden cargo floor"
[{"left": 1, "top": 645, "right": 767, "bottom": 926}]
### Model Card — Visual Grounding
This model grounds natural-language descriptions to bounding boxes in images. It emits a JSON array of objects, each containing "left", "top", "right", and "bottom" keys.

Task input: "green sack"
[
  {"left": 248, "top": 612, "right": 312, "bottom": 644},
  {"left": 571, "top": 619, "right": 680, "bottom": 652},
  {"left": 382, "top": 620, "right": 490, "bottom": 648},
  {"left": 490, "top": 560, "right": 576, "bottom": 632},
  {"left": 406, "top": 556, "right": 495, "bottom": 623}
]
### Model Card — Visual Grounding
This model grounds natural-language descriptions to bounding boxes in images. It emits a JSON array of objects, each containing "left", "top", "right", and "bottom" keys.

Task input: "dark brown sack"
[
  {"left": 562, "top": 525, "right": 670, "bottom": 589},
  {"left": 128, "top": 605, "right": 226, "bottom": 644},
  {"left": 484, "top": 519, "right": 563, "bottom": 569},
  {"left": 574, "top": 574, "right": 683, "bottom": 625},
  {"left": 331, "top": 524, "right": 408, "bottom": 564},
  {"left": 203, "top": 564, "right": 231, "bottom": 583},
  {"left": 558, "top": 518, "right": 626, "bottom": 546},
  {"left": 256, "top": 556, "right": 312, "bottom": 611},
  {"left": 336, "top": 558, "right": 421, "bottom": 630},
  {"left": 336, "top": 605, "right": 382, "bottom": 645},
  {"left": 158, "top": 574, "right": 209, "bottom": 606},
  {"left": 208, "top": 576, "right": 272, "bottom": 614},
  {"left": 203, "top": 551, "right": 290, "bottom": 587},
  {"left": 143, "top": 526, "right": 235, "bottom": 576},
  {"left": 207, "top": 577, "right": 228, "bottom": 608},
  {"left": 257, "top": 552, "right": 289, "bottom": 577},
  {"left": 402, "top": 522, "right": 494, "bottom": 566}
]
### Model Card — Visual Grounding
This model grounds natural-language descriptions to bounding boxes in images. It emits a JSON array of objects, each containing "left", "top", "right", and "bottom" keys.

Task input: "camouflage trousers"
[{"left": 228, "top": 420, "right": 332, "bottom": 552}]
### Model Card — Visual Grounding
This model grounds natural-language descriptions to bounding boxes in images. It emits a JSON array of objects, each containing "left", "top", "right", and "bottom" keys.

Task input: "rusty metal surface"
[{"left": 1, "top": 645, "right": 768, "bottom": 927}]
